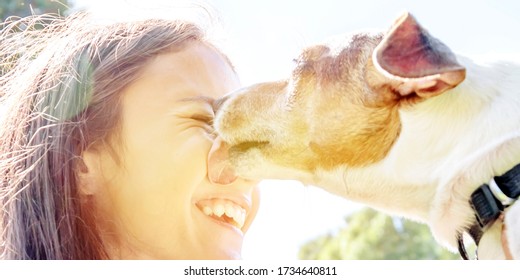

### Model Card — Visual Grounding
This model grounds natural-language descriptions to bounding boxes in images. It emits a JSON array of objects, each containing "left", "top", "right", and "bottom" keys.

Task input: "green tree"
[
  {"left": 1, "top": 0, "right": 69, "bottom": 22},
  {"left": 299, "top": 208, "right": 460, "bottom": 260}
]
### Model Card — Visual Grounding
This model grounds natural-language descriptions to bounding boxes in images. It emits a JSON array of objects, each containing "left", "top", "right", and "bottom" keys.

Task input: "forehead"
[{"left": 133, "top": 41, "right": 239, "bottom": 101}]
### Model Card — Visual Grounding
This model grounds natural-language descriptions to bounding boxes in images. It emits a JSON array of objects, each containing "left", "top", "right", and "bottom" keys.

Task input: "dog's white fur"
[
  {"left": 375, "top": 56, "right": 520, "bottom": 257},
  {"left": 208, "top": 13, "right": 520, "bottom": 259}
]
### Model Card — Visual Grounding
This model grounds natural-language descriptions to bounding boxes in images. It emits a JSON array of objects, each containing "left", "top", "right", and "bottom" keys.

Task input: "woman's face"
[{"left": 84, "top": 41, "right": 259, "bottom": 259}]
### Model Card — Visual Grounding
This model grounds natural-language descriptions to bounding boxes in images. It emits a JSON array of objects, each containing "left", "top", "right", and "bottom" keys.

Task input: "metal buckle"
[{"left": 457, "top": 232, "right": 478, "bottom": 260}]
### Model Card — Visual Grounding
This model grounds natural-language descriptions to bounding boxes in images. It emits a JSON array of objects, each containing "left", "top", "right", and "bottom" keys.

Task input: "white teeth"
[
  {"left": 214, "top": 204, "right": 225, "bottom": 217},
  {"left": 203, "top": 206, "right": 213, "bottom": 216},
  {"left": 225, "top": 203, "right": 235, "bottom": 218},
  {"left": 199, "top": 200, "right": 247, "bottom": 229},
  {"left": 235, "top": 208, "right": 245, "bottom": 228}
]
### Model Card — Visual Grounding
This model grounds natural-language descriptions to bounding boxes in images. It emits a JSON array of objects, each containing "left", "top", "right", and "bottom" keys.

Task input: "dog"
[{"left": 207, "top": 12, "right": 520, "bottom": 259}]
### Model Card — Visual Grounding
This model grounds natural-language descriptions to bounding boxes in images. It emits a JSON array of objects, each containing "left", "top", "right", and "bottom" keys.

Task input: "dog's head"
[{"left": 208, "top": 12, "right": 466, "bottom": 184}]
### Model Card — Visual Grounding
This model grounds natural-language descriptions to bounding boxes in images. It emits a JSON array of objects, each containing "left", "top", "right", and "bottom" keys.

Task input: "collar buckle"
[
  {"left": 460, "top": 164, "right": 520, "bottom": 260},
  {"left": 470, "top": 180, "right": 504, "bottom": 229}
]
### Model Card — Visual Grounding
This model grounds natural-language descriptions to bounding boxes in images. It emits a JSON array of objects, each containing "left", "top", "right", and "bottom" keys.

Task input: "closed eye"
[
  {"left": 190, "top": 113, "right": 214, "bottom": 125},
  {"left": 190, "top": 113, "right": 217, "bottom": 138}
]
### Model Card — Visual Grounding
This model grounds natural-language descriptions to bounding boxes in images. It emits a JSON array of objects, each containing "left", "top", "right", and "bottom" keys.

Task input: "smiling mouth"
[{"left": 197, "top": 199, "right": 246, "bottom": 230}]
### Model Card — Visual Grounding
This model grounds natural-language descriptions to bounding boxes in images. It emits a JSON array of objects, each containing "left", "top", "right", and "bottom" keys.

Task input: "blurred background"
[{"left": 2, "top": 0, "right": 519, "bottom": 260}]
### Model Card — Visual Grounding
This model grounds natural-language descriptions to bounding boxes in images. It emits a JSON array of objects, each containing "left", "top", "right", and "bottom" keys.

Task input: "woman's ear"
[{"left": 77, "top": 148, "right": 103, "bottom": 196}]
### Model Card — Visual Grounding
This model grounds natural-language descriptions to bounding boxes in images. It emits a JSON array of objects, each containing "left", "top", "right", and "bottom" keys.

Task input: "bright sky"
[{"left": 70, "top": 0, "right": 520, "bottom": 260}]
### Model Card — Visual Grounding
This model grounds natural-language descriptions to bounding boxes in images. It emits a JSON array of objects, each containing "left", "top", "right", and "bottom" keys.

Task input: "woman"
[{"left": 0, "top": 12, "right": 259, "bottom": 259}]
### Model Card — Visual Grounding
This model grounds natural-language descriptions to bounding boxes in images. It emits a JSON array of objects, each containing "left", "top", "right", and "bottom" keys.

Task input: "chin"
[{"left": 207, "top": 247, "right": 243, "bottom": 260}]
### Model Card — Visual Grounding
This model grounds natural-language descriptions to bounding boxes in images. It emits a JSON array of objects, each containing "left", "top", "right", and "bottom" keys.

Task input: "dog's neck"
[
  {"left": 313, "top": 164, "right": 437, "bottom": 222},
  {"left": 311, "top": 56, "right": 520, "bottom": 249}
]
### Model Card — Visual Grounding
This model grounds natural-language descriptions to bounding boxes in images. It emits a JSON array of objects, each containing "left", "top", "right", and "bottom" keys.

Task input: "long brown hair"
[{"left": 0, "top": 13, "right": 207, "bottom": 259}]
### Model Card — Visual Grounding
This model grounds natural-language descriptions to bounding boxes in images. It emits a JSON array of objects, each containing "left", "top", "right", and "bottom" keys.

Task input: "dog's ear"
[{"left": 372, "top": 12, "right": 466, "bottom": 98}]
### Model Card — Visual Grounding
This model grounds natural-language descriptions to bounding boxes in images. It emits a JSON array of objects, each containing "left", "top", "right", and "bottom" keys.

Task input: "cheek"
[
  {"left": 98, "top": 130, "right": 212, "bottom": 225},
  {"left": 124, "top": 127, "right": 212, "bottom": 189},
  {"left": 169, "top": 130, "right": 214, "bottom": 184}
]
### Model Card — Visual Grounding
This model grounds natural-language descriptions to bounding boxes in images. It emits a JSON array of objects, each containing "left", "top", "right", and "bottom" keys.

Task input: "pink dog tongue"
[{"left": 208, "top": 138, "right": 238, "bottom": 185}]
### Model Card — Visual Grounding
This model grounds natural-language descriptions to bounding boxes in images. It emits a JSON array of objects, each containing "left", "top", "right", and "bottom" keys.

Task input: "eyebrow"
[{"left": 176, "top": 96, "right": 218, "bottom": 118}]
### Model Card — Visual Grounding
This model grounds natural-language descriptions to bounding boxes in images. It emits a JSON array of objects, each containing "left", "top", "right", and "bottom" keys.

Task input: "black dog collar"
[{"left": 457, "top": 163, "right": 520, "bottom": 260}]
